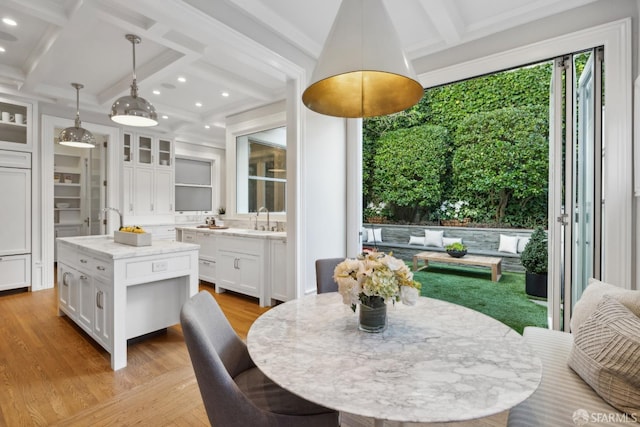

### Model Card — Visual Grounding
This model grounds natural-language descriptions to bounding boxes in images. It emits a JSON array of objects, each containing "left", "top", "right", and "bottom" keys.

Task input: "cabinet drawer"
[
  {"left": 182, "top": 231, "right": 196, "bottom": 243},
  {"left": 199, "top": 258, "right": 216, "bottom": 283},
  {"left": 90, "top": 257, "right": 112, "bottom": 281},
  {"left": 124, "top": 254, "right": 193, "bottom": 282},
  {"left": 0, "top": 254, "right": 30, "bottom": 290},
  {"left": 196, "top": 232, "right": 216, "bottom": 258}
]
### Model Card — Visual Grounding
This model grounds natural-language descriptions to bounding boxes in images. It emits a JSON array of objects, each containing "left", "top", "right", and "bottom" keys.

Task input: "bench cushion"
[{"left": 507, "top": 327, "right": 626, "bottom": 427}]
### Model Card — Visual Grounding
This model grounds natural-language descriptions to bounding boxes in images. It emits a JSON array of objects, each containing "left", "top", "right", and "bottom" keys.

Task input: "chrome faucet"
[
  {"left": 101, "top": 207, "right": 123, "bottom": 231},
  {"left": 257, "top": 206, "right": 270, "bottom": 231}
]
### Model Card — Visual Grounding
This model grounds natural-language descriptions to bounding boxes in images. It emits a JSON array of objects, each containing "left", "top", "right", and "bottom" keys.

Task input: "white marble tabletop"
[
  {"left": 247, "top": 293, "right": 542, "bottom": 424},
  {"left": 176, "top": 226, "right": 287, "bottom": 241},
  {"left": 56, "top": 235, "right": 199, "bottom": 259}
]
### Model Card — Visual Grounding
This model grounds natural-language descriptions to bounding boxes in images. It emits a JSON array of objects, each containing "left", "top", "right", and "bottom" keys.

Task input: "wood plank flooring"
[{"left": 0, "top": 282, "right": 507, "bottom": 427}]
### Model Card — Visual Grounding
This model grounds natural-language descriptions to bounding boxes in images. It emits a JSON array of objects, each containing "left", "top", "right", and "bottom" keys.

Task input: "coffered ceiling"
[{"left": 0, "top": 0, "right": 597, "bottom": 142}]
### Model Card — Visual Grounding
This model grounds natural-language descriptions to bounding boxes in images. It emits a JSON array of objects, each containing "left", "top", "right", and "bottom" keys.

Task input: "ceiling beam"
[{"left": 418, "top": 0, "right": 464, "bottom": 45}]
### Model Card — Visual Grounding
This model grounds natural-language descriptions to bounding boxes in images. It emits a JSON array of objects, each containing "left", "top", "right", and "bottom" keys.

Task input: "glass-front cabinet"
[
  {"left": 122, "top": 132, "right": 172, "bottom": 168},
  {"left": 0, "top": 98, "right": 32, "bottom": 150},
  {"left": 137, "top": 135, "right": 153, "bottom": 166}
]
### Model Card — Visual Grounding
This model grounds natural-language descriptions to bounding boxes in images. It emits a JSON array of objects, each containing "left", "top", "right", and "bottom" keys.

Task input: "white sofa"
[{"left": 507, "top": 327, "right": 633, "bottom": 426}]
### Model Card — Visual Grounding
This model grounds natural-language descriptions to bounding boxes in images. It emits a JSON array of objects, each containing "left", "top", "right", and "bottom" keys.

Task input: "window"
[
  {"left": 175, "top": 157, "right": 213, "bottom": 212},
  {"left": 236, "top": 127, "right": 286, "bottom": 213}
]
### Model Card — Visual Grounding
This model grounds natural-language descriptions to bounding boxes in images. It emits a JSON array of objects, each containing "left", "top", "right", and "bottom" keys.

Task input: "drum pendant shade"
[{"left": 302, "top": 0, "right": 423, "bottom": 118}]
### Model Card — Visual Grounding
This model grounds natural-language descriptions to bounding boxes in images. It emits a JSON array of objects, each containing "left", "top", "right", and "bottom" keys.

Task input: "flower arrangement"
[
  {"left": 364, "top": 201, "right": 389, "bottom": 223},
  {"left": 333, "top": 251, "right": 422, "bottom": 311},
  {"left": 439, "top": 200, "right": 477, "bottom": 221}
]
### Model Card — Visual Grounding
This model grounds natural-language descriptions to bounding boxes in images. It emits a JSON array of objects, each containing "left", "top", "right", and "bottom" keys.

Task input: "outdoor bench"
[{"left": 362, "top": 224, "right": 532, "bottom": 272}]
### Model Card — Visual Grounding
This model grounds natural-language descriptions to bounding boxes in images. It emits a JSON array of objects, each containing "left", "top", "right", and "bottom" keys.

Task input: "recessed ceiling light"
[
  {"left": 162, "top": 115, "right": 169, "bottom": 119},
  {"left": 177, "top": 76, "right": 186, "bottom": 83},
  {"left": 0, "top": 46, "right": 5, "bottom": 53},
  {"left": 221, "top": 92, "right": 229, "bottom": 97},
  {"left": 153, "top": 90, "right": 160, "bottom": 95},
  {"left": 204, "top": 125, "right": 210, "bottom": 129},
  {"left": 2, "top": 18, "right": 17, "bottom": 27},
  {"left": 195, "top": 102, "right": 202, "bottom": 107}
]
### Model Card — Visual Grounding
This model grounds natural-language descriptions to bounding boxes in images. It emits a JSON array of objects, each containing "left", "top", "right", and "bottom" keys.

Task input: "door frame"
[
  {"left": 417, "top": 18, "right": 632, "bottom": 290},
  {"left": 40, "top": 115, "right": 120, "bottom": 290}
]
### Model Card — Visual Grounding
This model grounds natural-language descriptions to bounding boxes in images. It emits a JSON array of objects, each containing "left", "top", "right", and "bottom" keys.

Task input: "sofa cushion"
[
  {"left": 570, "top": 278, "right": 640, "bottom": 332},
  {"left": 408, "top": 235, "right": 425, "bottom": 245},
  {"left": 568, "top": 297, "right": 640, "bottom": 417},
  {"left": 366, "top": 228, "right": 382, "bottom": 243},
  {"left": 442, "top": 237, "right": 462, "bottom": 247},
  {"left": 507, "top": 327, "right": 625, "bottom": 427}
]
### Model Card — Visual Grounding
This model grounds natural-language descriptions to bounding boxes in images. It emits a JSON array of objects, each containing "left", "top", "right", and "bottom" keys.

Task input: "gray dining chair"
[
  {"left": 180, "top": 291, "right": 339, "bottom": 427},
  {"left": 315, "top": 258, "right": 344, "bottom": 294}
]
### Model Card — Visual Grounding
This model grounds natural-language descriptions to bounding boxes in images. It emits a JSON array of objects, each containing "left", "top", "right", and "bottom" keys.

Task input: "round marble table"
[{"left": 247, "top": 293, "right": 542, "bottom": 425}]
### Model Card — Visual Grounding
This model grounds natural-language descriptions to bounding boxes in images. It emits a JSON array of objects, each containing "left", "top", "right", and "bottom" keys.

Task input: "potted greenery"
[
  {"left": 520, "top": 227, "right": 548, "bottom": 298},
  {"left": 445, "top": 242, "right": 467, "bottom": 258}
]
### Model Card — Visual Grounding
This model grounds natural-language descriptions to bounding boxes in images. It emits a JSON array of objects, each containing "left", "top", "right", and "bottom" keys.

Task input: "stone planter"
[{"left": 441, "top": 218, "right": 470, "bottom": 227}]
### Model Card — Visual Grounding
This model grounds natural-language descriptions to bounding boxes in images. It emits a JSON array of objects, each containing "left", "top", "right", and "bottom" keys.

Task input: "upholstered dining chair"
[
  {"left": 315, "top": 258, "right": 344, "bottom": 294},
  {"left": 180, "top": 291, "right": 339, "bottom": 427}
]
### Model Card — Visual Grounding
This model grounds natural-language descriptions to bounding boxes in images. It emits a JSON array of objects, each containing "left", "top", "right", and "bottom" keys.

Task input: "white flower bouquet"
[{"left": 333, "top": 251, "right": 421, "bottom": 311}]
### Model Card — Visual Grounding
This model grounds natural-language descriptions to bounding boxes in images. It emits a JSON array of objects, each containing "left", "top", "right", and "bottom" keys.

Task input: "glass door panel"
[{"left": 137, "top": 135, "right": 152, "bottom": 165}]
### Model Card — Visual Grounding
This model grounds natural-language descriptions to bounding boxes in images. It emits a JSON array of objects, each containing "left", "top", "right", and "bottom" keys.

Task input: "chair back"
[{"left": 315, "top": 258, "right": 343, "bottom": 294}]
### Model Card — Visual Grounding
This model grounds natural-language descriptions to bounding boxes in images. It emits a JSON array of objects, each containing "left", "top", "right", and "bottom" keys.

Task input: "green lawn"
[{"left": 411, "top": 262, "right": 548, "bottom": 334}]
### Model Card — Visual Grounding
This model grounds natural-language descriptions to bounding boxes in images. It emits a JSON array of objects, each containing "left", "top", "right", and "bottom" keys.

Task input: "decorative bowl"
[{"left": 446, "top": 249, "right": 467, "bottom": 258}]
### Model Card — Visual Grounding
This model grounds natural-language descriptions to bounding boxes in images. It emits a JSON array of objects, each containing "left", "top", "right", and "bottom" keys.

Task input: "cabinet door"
[
  {"left": 156, "top": 138, "right": 172, "bottom": 167},
  {"left": 58, "top": 264, "right": 78, "bottom": 317},
  {"left": 270, "top": 240, "right": 289, "bottom": 302},
  {"left": 123, "top": 166, "right": 134, "bottom": 215},
  {"left": 237, "top": 253, "right": 260, "bottom": 293},
  {"left": 0, "top": 166, "right": 30, "bottom": 255},
  {"left": 93, "top": 279, "right": 111, "bottom": 351},
  {"left": 217, "top": 250, "right": 239, "bottom": 289},
  {"left": 0, "top": 254, "right": 30, "bottom": 291},
  {"left": 77, "top": 272, "right": 94, "bottom": 332},
  {"left": 154, "top": 168, "right": 174, "bottom": 215},
  {"left": 133, "top": 167, "right": 154, "bottom": 215},
  {"left": 136, "top": 135, "right": 153, "bottom": 167},
  {"left": 196, "top": 232, "right": 217, "bottom": 259}
]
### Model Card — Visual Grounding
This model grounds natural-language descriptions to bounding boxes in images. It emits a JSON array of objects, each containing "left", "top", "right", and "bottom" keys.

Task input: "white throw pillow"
[
  {"left": 408, "top": 235, "right": 425, "bottom": 245},
  {"left": 498, "top": 234, "right": 519, "bottom": 254},
  {"left": 442, "top": 237, "right": 462, "bottom": 247},
  {"left": 366, "top": 228, "right": 382, "bottom": 243},
  {"left": 424, "top": 230, "right": 444, "bottom": 248},
  {"left": 517, "top": 237, "right": 530, "bottom": 253},
  {"left": 570, "top": 278, "right": 640, "bottom": 332}
]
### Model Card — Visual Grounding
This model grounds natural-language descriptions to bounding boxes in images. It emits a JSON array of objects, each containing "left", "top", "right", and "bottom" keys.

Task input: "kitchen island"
[{"left": 56, "top": 235, "right": 199, "bottom": 370}]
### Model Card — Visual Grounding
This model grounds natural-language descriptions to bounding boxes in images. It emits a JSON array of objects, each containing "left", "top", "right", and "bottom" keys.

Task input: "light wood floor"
[{"left": 0, "top": 283, "right": 507, "bottom": 427}]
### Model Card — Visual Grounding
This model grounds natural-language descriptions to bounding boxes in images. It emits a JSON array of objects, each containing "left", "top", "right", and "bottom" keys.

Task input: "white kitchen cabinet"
[
  {"left": 196, "top": 231, "right": 217, "bottom": 283},
  {"left": 93, "top": 278, "right": 111, "bottom": 350},
  {"left": 269, "top": 239, "right": 289, "bottom": 303},
  {"left": 122, "top": 132, "right": 174, "bottom": 221},
  {"left": 57, "top": 262, "right": 79, "bottom": 317},
  {"left": 0, "top": 98, "right": 32, "bottom": 150},
  {"left": 216, "top": 235, "right": 267, "bottom": 306},
  {"left": 0, "top": 254, "right": 31, "bottom": 291}
]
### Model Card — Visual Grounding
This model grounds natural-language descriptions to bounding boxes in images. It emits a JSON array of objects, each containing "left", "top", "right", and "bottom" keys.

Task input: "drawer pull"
[
  {"left": 80, "top": 259, "right": 88, "bottom": 264},
  {"left": 202, "top": 261, "right": 210, "bottom": 266},
  {"left": 80, "top": 275, "right": 88, "bottom": 280},
  {"left": 62, "top": 271, "right": 71, "bottom": 286},
  {"left": 96, "top": 265, "right": 106, "bottom": 271},
  {"left": 96, "top": 290, "right": 103, "bottom": 309}
]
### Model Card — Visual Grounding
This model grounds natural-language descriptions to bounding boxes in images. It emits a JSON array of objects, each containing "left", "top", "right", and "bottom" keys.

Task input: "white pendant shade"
[
  {"left": 302, "top": 0, "right": 423, "bottom": 118},
  {"left": 59, "top": 83, "right": 96, "bottom": 148}
]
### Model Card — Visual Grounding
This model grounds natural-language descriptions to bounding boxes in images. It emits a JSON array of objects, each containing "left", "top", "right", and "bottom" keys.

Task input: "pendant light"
[
  {"left": 302, "top": 0, "right": 423, "bottom": 118},
  {"left": 109, "top": 34, "right": 158, "bottom": 127},
  {"left": 58, "top": 83, "right": 96, "bottom": 148}
]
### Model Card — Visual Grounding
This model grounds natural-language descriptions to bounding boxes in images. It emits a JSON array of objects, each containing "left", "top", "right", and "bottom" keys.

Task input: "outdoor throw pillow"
[
  {"left": 498, "top": 234, "right": 519, "bottom": 254},
  {"left": 408, "top": 235, "right": 425, "bottom": 245},
  {"left": 570, "top": 278, "right": 640, "bottom": 332},
  {"left": 568, "top": 297, "right": 640, "bottom": 417},
  {"left": 517, "top": 237, "right": 530, "bottom": 253},
  {"left": 424, "top": 230, "right": 444, "bottom": 247},
  {"left": 366, "top": 228, "right": 382, "bottom": 243},
  {"left": 442, "top": 237, "right": 462, "bottom": 247}
]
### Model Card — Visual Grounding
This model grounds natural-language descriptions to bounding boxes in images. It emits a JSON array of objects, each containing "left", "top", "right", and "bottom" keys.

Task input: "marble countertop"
[
  {"left": 176, "top": 226, "right": 286, "bottom": 241},
  {"left": 56, "top": 235, "right": 199, "bottom": 260},
  {"left": 248, "top": 293, "right": 542, "bottom": 424}
]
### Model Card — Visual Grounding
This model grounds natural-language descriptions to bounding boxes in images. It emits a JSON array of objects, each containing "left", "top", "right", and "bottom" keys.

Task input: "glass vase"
[{"left": 358, "top": 299, "right": 387, "bottom": 333}]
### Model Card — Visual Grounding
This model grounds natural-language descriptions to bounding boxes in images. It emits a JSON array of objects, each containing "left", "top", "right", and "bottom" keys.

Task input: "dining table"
[{"left": 247, "top": 292, "right": 542, "bottom": 426}]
